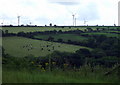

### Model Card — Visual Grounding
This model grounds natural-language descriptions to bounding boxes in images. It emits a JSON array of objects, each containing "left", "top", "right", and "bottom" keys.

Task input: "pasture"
[
  {"left": 34, "top": 33, "right": 88, "bottom": 42},
  {"left": 1, "top": 27, "right": 85, "bottom": 33},
  {"left": 82, "top": 32, "right": 120, "bottom": 38},
  {"left": 1, "top": 26, "right": 119, "bottom": 33},
  {"left": 2, "top": 36, "right": 91, "bottom": 57}
]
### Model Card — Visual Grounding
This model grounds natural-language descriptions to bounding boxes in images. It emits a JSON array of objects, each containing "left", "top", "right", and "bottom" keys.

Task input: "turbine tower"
[
  {"left": 72, "top": 14, "right": 75, "bottom": 26},
  {"left": 84, "top": 19, "right": 88, "bottom": 25},
  {"left": 72, "top": 13, "right": 76, "bottom": 26},
  {"left": 75, "top": 18, "right": 76, "bottom": 26},
  {"left": 17, "top": 16, "right": 20, "bottom": 26}
]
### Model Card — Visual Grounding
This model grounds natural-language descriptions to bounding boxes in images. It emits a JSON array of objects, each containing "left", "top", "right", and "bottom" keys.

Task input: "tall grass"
[{"left": 2, "top": 65, "right": 119, "bottom": 83}]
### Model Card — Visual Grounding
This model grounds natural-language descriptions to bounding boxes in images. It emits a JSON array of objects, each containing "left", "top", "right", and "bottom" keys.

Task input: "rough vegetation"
[{"left": 1, "top": 26, "right": 120, "bottom": 83}]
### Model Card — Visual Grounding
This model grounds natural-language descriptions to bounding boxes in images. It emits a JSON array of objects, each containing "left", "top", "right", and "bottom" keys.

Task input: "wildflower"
[
  {"left": 38, "top": 65, "right": 42, "bottom": 67},
  {"left": 41, "top": 67, "right": 46, "bottom": 72},
  {"left": 63, "top": 64, "right": 68, "bottom": 66},
  {"left": 42, "top": 67, "right": 45, "bottom": 70},
  {"left": 63, "top": 63, "right": 69, "bottom": 67},
  {"left": 45, "top": 62, "right": 49, "bottom": 66},
  {"left": 52, "top": 62, "right": 56, "bottom": 65},
  {"left": 31, "top": 61, "right": 34, "bottom": 64},
  {"left": 42, "top": 69, "right": 46, "bottom": 72}
]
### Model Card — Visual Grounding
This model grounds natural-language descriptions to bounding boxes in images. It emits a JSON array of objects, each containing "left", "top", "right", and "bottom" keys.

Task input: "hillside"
[{"left": 3, "top": 36, "right": 91, "bottom": 57}]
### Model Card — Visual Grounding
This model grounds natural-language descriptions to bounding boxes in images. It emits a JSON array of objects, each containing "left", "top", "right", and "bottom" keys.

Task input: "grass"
[
  {"left": 1, "top": 27, "right": 85, "bottom": 33},
  {"left": 34, "top": 34, "right": 88, "bottom": 42},
  {"left": 82, "top": 32, "right": 120, "bottom": 38},
  {"left": 2, "top": 36, "right": 91, "bottom": 57},
  {"left": 106, "top": 30, "right": 120, "bottom": 33},
  {"left": 2, "top": 66, "right": 119, "bottom": 83},
  {"left": 0, "top": 37, "right": 2, "bottom": 46},
  {"left": 1, "top": 26, "right": 120, "bottom": 33}
]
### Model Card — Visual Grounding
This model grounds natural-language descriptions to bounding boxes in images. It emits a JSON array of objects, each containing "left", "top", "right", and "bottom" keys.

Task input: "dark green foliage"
[
  {"left": 57, "top": 38, "right": 63, "bottom": 42},
  {"left": 86, "top": 27, "right": 93, "bottom": 32},
  {"left": 50, "top": 23, "right": 52, "bottom": 26},
  {"left": 91, "top": 48, "right": 106, "bottom": 59},
  {"left": 76, "top": 48, "right": 91, "bottom": 57},
  {"left": 47, "top": 36, "right": 54, "bottom": 41},
  {"left": 67, "top": 39, "right": 72, "bottom": 44},
  {"left": 2, "top": 55, "right": 35, "bottom": 70},
  {"left": 5, "top": 30, "right": 8, "bottom": 34}
]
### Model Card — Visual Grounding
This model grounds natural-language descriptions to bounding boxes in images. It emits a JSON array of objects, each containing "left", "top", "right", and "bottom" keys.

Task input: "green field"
[
  {"left": 106, "top": 30, "right": 120, "bottom": 33},
  {"left": 34, "top": 34, "right": 88, "bottom": 42},
  {"left": 82, "top": 32, "right": 120, "bottom": 38},
  {"left": 3, "top": 37, "right": 91, "bottom": 57},
  {"left": 1, "top": 27, "right": 86, "bottom": 33},
  {"left": 2, "top": 26, "right": 119, "bottom": 33}
]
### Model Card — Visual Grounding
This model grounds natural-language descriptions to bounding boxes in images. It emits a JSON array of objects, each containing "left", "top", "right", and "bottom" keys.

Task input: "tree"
[
  {"left": 58, "top": 30, "right": 63, "bottom": 33},
  {"left": 67, "top": 40, "right": 72, "bottom": 44},
  {"left": 86, "top": 27, "right": 93, "bottom": 32},
  {"left": 91, "top": 48, "right": 106, "bottom": 58},
  {"left": 50, "top": 23, "right": 52, "bottom": 26},
  {"left": 53, "top": 30, "right": 57, "bottom": 34},
  {"left": 54, "top": 25, "right": 57, "bottom": 27},
  {"left": 75, "top": 48, "right": 91, "bottom": 57},
  {"left": 17, "top": 31, "right": 26, "bottom": 37},
  {"left": 47, "top": 36, "right": 54, "bottom": 41},
  {"left": 57, "top": 38, "right": 63, "bottom": 42},
  {"left": 5, "top": 30, "right": 8, "bottom": 34}
]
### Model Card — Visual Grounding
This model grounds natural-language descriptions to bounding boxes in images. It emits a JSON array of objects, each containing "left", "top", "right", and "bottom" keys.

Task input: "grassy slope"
[
  {"left": 3, "top": 37, "right": 91, "bottom": 57},
  {"left": 34, "top": 34, "right": 88, "bottom": 42},
  {"left": 82, "top": 32, "right": 120, "bottom": 38},
  {"left": 2, "top": 27, "right": 85, "bottom": 33}
]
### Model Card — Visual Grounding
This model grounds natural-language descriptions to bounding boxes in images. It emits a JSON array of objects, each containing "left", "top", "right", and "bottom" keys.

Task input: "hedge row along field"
[
  {"left": 81, "top": 32, "right": 120, "bottom": 38},
  {"left": 3, "top": 36, "right": 91, "bottom": 57},
  {"left": 1, "top": 27, "right": 85, "bottom": 33},
  {"left": 1, "top": 26, "right": 119, "bottom": 33}
]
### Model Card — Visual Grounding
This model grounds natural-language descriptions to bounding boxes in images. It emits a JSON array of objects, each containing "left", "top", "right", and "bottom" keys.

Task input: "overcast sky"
[{"left": 0, "top": 0, "right": 119, "bottom": 26}]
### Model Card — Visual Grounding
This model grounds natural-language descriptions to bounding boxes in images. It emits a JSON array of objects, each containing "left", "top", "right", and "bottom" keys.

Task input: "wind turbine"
[
  {"left": 72, "top": 14, "right": 75, "bottom": 26},
  {"left": 84, "top": 18, "right": 88, "bottom": 26},
  {"left": 17, "top": 16, "right": 20, "bottom": 26},
  {"left": 75, "top": 18, "right": 77, "bottom": 26},
  {"left": 72, "top": 12, "right": 77, "bottom": 26},
  {"left": 1, "top": 18, "right": 4, "bottom": 26},
  {"left": 114, "top": 20, "right": 116, "bottom": 26}
]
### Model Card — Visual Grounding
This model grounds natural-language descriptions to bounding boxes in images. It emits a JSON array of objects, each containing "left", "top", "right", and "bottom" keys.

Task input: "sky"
[{"left": 0, "top": 0, "right": 119, "bottom": 26}]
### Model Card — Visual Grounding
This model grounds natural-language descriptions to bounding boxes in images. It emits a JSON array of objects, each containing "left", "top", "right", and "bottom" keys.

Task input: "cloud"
[
  {"left": 77, "top": 2, "right": 100, "bottom": 21},
  {"left": 55, "top": 2, "right": 79, "bottom": 5},
  {"left": 0, "top": 0, "right": 119, "bottom": 26},
  {"left": 48, "top": 0, "right": 80, "bottom": 5}
]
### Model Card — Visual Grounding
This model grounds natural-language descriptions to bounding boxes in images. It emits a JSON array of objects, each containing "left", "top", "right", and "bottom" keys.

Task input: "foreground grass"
[{"left": 2, "top": 67, "right": 119, "bottom": 83}]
